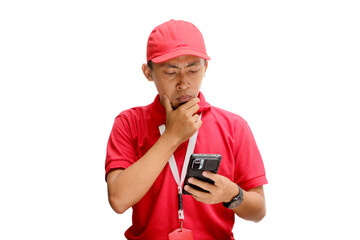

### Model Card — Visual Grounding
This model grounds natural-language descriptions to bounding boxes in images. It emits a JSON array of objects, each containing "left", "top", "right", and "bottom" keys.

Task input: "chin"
[{"left": 171, "top": 101, "right": 186, "bottom": 109}]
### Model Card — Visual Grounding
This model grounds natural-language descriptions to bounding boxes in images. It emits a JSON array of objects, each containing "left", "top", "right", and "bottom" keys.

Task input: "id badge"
[{"left": 168, "top": 228, "right": 194, "bottom": 240}]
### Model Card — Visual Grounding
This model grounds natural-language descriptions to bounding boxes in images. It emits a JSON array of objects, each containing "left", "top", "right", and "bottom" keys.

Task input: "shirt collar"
[{"left": 149, "top": 91, "right": 211, "bottom": 127}]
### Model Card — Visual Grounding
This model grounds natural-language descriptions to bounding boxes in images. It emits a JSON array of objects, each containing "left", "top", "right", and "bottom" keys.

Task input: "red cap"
[{"left": 146, "top": 19, "right": 210, "bottom": 63}]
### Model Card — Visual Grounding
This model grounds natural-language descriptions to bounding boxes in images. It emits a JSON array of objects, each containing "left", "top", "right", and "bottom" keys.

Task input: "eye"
[
  {"left": 165, "top": 72, "right": 176, "bottom": 75},
  {"left": 189, "top": 70, "right": 199, "bottom": 74}
]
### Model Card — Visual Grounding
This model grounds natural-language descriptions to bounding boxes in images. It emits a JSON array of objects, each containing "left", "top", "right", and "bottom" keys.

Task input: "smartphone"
[{"left": 182, "top": 154, "right": 222, "bottom": 195}]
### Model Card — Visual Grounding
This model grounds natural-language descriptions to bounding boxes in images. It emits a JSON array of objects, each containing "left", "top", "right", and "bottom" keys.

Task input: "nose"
[{"left": 176, "top": 74, "right": 190, "bottom": 91}]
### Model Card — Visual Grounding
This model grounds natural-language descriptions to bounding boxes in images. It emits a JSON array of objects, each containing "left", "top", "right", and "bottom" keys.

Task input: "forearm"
[
  {"left": 107, "top": 97, "right": 202, "bottom": 214},
  {"left": 232, "top": 186, "right": 266, "bottom": 222},
  {"left": 107, "top": 132, "right": 180, "bottom": 213}
]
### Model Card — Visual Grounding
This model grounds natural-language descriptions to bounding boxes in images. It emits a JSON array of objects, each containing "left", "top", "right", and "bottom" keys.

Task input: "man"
[{"left": 105, "top": 19, "right": 267, "bottom": 240}]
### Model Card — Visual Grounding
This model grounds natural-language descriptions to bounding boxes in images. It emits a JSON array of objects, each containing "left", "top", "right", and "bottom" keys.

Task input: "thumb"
[{"left": 163, "top": 94, "right": 173, "bottom": 114}]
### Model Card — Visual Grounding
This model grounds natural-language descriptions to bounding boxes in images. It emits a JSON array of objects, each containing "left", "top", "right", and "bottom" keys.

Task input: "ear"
[{"left": 142, "top": 64, "right": 153, "bottom": 82}]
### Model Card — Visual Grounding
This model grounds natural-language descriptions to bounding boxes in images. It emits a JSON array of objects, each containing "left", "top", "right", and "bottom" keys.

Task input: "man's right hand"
[{"left": 163, "top": 94, "right": 202, "bottom": 145}]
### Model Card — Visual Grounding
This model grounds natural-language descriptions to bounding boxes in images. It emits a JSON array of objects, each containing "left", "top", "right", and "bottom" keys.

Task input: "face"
[{"left": 142, "top": 55, "right": 208, "bottom": 109}]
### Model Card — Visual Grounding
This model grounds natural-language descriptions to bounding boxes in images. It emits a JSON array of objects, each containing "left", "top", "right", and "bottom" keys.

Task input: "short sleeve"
[
  {"left": 105, "top": 114, "right": 137, "bottom": 181},
  {"left": 234, "top": 122, "right": 268, "bottom": 191}
]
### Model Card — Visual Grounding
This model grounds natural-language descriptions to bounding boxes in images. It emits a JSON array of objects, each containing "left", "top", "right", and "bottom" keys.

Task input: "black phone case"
[{"left": 182, "top": 154, "right": 222, "bottom": 195}]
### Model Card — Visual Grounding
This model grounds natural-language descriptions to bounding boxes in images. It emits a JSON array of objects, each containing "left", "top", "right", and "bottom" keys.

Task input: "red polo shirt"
[{"left": 105, "top": 92, "right": 267, "bottom": 240}]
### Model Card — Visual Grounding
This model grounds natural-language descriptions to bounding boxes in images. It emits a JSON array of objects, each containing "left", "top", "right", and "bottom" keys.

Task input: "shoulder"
[
  {"left": 112, "top": 104, "right": 152, "bottom": 134},
  {"left": 115, "top": 104, "right": 151, "bottom": 121},
  {"left": 206, "top": 106, "right": 248, "bottom": 130}
]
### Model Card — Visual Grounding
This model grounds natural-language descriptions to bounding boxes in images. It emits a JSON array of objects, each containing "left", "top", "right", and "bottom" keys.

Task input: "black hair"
[{"left": 147, "top": 60, "right": 153, "bottom": 70}]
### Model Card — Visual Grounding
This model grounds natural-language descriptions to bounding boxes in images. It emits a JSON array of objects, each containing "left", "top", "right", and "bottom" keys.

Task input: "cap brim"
[{"left": 151, "top": 49, "right": 210, "bottom": 63}]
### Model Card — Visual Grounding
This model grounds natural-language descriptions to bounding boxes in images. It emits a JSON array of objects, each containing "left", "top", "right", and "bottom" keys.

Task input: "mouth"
[{"left": 176, "top": 95, "right": 193, "bottom": 104}]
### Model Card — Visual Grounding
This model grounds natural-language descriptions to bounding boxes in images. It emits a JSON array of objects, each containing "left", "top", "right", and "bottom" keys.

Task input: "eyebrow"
[{"left": 165, "top": 61, "right": 200, "bottom": 69}]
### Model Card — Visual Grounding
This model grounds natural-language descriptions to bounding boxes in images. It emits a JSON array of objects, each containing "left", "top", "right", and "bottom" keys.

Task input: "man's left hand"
[{"left": 184, "top": 171, "right": 239, "bottom": 204}]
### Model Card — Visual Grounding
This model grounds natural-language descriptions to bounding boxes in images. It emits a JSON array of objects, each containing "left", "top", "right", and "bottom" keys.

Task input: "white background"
[{"left": 1, "top": 1, "right": 359, "bottom": 239}]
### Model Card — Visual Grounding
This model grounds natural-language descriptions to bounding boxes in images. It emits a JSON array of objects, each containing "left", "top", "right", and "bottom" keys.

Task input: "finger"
[
  {"left": 181, "top": 97, "right": 200, "bottom": 110},
  {"left": 191, "top": 114, "right": 200, "bottom": 122},
  {"left": 184, "top": 185, "right": 211, "bottom": 199},
  {"left": 194, "top": 119, "right": 202, "bottom": 129},
  {"left": 188, "top": 177, "right": 215, "bottom": 193},
  {"left": 191, "top": 194, "right": 210, "bottom": 204},
  {"left": 191, "top": 115, "right": 202, "bottom": 130},
  {"left": 202, "top": 171, "right": 219, "bottom": 184},
  {"left": 163, "top": 94, "right": 173, "bottom": 114},
  {"left": 187, "top": 103, "right": 200, "bottom": 115}
]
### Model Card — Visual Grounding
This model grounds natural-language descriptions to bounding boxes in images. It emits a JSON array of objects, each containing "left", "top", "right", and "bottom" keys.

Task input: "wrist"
[
  {"left": 160, "top": 131, "right": 181, "bottom": 150},
  {"left": 225, "top": 182, "right": 240, "bottom": 202},
  {"left": 223, "top": 183, "right": 244, "bottom": 209}
]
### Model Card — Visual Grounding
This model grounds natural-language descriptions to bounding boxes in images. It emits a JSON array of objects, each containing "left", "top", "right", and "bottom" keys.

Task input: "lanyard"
[{"left": 158, "top": 113, "right": 202, "bottom": 226}]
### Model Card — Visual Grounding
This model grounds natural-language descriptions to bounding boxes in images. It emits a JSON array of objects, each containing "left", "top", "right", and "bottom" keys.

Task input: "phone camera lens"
[{"left": 192, "top": 159, "right": 204, "bottom": 169}]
